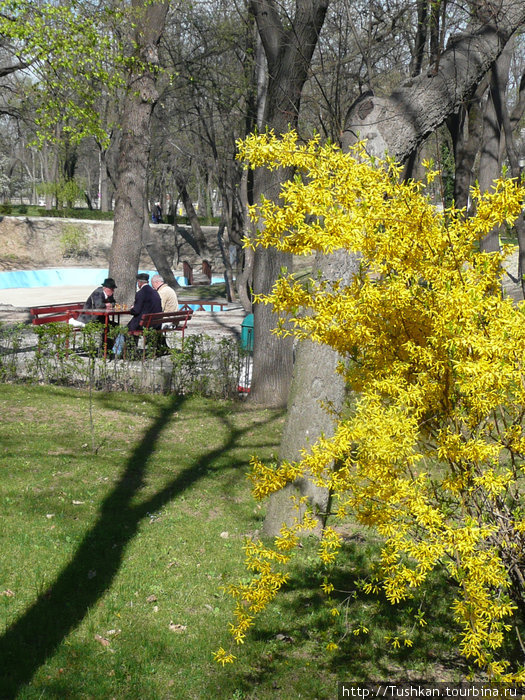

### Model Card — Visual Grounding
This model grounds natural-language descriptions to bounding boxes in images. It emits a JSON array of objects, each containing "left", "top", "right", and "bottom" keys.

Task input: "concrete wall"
[{"left": 0, "top": 216, "right": 177, "bottom": 271}]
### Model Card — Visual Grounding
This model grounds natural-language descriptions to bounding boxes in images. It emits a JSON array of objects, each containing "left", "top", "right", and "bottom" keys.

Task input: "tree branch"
[{"left": 343, "top": 0, "right": 525, "bottom": 162}]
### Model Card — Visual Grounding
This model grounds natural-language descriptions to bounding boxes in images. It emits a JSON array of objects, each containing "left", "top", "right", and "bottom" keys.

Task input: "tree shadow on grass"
[
  {"left": 0, "top": 394, "right": 279, "bottom": 698},
  {"left": 229, "top": 536, "right": 468, "bottom": 697}
]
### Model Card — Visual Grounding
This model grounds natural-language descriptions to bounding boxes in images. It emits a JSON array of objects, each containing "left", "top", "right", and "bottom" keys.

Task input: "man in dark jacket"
[
  {"left": 127, "top": 273, "right": 162, "bottom": 331},
  {"left": 76, "top": 277, "right": 117, "bottom": 325},
  {"left": 113, "top": 273, "right": 163, "bottom": 358}
]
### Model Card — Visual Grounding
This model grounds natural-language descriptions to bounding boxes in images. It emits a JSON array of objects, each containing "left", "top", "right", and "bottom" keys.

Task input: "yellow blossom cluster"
[{"left": 218, "top": 131, "right": 525, "bottom": 678}]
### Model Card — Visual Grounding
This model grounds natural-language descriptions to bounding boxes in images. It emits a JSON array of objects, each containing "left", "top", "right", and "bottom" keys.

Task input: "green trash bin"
[{"left": 241, "top": 313, "right": 254, "bottom": 352}]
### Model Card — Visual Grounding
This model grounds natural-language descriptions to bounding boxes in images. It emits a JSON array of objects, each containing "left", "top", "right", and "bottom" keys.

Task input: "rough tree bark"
[
  {"left": 249, "top": 0, "right": 330, "bottom": 408},
  {"left": 174, "top": 173, "right": 210, "bottom": 258},
  {"left": 505, "top": 69, "right": 525, "bottom": 293},
  {"left": 341, "top": 1, "right": 525, "bottom": 159},
  {"left": 264, "top": 0, "right": 525, "bottom": 535},
  {"left": 109, "top": 0, "right": 169, "bottom": 306},
  {"left": 262, "top": 249, "right": 360, "bottom": 536},
  {"left": 446, "top": 82, "right": 485, "bottom": 211},
  {"left": 478, "top": 46, "right": 513, "bottom": 253},
  {"left": 141, "top": 200, "right": 181, "bottom": 289}
]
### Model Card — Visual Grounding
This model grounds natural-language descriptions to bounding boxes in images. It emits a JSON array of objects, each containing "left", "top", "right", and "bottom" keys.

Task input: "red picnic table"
[{"left": 80, "top": 307, "right": 132, "bottom": 359}]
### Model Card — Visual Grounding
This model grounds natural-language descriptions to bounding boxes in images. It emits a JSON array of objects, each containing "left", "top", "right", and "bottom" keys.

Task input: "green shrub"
[
  {"left": 170, "top": 334, "right": 247, "bottom": 398},
  {"left": 35, "top": 207, "right": 113, "bottom": 220},
  {"left": 59, "top": 223, "right": 90, "bottom": 258},
  {"left": 0, "top": 324, "right": 247, "bottom": 399}
]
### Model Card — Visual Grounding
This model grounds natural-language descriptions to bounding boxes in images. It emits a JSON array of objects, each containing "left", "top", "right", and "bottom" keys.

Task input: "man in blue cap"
[
  {"left": 127, "top": 273, "right": 162, "bottom": 331},
  {"left": 113, "top": 273, "right": 163, "bottom": 359}
]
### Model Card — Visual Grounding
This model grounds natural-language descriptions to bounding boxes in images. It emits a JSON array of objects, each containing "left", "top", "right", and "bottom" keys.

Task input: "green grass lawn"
[{"left": 0, "top": 385, "right": 463, "bottom": 699}]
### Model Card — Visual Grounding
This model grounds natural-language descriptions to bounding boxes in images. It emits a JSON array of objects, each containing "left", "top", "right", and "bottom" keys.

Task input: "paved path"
[{"left": 0, "top": 285, "right": 94, "bottom": 307}]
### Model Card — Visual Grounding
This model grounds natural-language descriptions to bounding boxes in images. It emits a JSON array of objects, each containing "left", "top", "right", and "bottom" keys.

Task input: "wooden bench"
[
  {"left": 128, "top": 308, "right": 194, "bottom": 359},
  {"left": 29, "top": 302, "right": 86, "bottom": 357},
  {"left": 30, "top": 302, "right": 84, "bottom": 325}
]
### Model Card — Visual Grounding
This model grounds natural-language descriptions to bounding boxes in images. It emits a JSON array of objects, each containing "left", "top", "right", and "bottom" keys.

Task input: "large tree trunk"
[
  {"left": 251, "top": 168, "right": 295, "bottom": 407},
  {"left": 263, "top": 249, "right": 359, "bottom": 536},
  {"left": 506, "top": 70, "right": 525, "bottom": 294},
  {"left": 264, "top": 0, "right": 525, "bottom": 532},
  {"left": 341, "top": 1, "right": 525, "bottom": 160},
  {"left": 478, "top": 47, "right": 513, "bottom": 253},
  {"left": 109, "top": 0, "right": 168, "bottom": 306},
  {"left": 249, "top": 0, "right": 330, "bottom": 408}
]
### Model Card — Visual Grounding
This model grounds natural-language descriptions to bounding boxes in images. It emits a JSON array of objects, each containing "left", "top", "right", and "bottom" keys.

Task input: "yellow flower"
[
  {"left": 222, "top": 130, "right": 525, "bottom": 675},
  {"left": 321, "top": 580, "right": 334, "bottom": 595},
  {"left": 213, "top": 647, "right": 236, "bottom": 666}
]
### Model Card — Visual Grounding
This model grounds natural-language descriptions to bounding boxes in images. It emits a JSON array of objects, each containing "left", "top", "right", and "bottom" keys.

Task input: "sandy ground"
[{"left": 0, "top": 285, "right": 95, "bottom": 307}]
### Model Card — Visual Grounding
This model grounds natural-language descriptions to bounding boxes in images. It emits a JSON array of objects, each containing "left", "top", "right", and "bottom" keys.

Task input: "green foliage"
[
  {"left": 35, "top": 207, "right": 114, "bottom": 220},
  {"left": 0, "top": 322, "right": 23, "bottom": 381},
  {"left": 0, "top": 323, "right": 247, "bottom": 399},
  {"left": 38, "top": 178, "right": 86, "bottom": 209},
  {"left": 59, "top": 223, "right": 89, "bottom": 258},
  {"left": 0, "top": 0, "right": 127, "bottom": 146},
  {"left": 170, "top": 334, "right": 248, "bottom": 398}
]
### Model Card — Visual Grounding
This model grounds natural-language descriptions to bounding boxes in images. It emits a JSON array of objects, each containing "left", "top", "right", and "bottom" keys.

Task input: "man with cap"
[
  {"left": 127, "top": 272, "right": 162, "bottom": 332},
  {"left": 72, "top": 277, "right": 117, "bottom": 326},
  {"left": 112, "top": 273, "right": 163, "bottom": 359}
]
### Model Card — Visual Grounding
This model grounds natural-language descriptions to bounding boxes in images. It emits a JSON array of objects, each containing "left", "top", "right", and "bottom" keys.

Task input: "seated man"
[
  {"left": 151, "top": 274, "right": 178, "bottom": 312},
  {"left": 114, "top": 273, "right": 163, "bottom": 358},
  {"left": 69, "top": 277, "right": 117, "bottom": 327},
  {"left": 150, "top": 274, "right": 178, "bottom": 353},
  {"left": 127, "top": 273, "right": 162, "bottom": 331}
]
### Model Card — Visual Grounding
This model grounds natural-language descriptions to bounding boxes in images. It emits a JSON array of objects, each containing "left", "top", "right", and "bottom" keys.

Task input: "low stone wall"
[{"left": 0, "top": 216, "right": 177, "bottom": 271}]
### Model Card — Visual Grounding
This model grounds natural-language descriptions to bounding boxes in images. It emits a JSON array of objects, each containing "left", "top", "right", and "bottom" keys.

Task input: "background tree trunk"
[
  {"left": 447, "top": 86, "right": 485, "bottom": 211},
  {"left": 478, "top": 47, "right": 512, "bottom": 253},
  {"left": 174, "top": 174, "right": 210, "bottom": 258},
  {"left": 249, "top": 0, "right": 330, "bottom": 407},
  {"left": 141, "top": 200, "right": 181, "bottom": 289},
  {"left": 109, "top": 0, "right": 168, "bottom": 306}
]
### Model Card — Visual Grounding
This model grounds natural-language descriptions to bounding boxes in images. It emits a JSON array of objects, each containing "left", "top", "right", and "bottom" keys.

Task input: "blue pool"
[{"left": 0, "top": 268, "right": 224, "bottom": 290}]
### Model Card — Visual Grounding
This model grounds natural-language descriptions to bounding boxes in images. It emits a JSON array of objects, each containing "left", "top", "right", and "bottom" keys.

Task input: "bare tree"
[
  {"left": 249, "top": 0, "right": 330, "bottom": 408},
  {"left": 109, "top": 0, "right": 169, "bottom": 305}
]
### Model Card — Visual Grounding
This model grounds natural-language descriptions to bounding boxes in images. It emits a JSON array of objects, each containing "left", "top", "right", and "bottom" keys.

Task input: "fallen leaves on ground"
[{"left": 168, "top": 622, "right": 187, "bottom": 632}]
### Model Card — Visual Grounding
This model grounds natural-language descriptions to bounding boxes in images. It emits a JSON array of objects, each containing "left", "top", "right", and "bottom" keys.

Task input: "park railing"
[{"left": 0, "top": 321, "right": 249, "bottom": 398}]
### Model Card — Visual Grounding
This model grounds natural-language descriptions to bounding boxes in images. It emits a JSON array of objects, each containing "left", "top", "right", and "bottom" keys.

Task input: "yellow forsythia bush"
[{"left": 217, "top": 131, "right": 525, "bottom": 679}]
